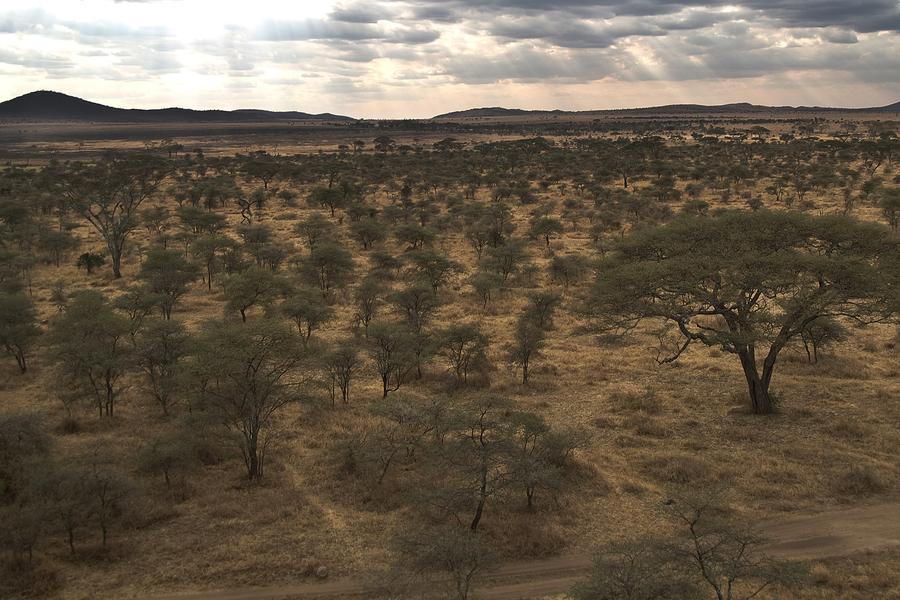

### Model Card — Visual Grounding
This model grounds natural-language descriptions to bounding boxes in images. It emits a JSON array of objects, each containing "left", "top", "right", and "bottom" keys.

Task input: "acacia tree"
[
  {"left": 586, "top": 210, "right": 900, "bottom": 414},
  {"left": 506, "top": 314, "right": 545, "bottom": 384},
  {"left": 323, "top": 343, "right": 360, "bottom": 405},
  {"left": 395, "top": 525, "right": 497, "bottom": 600},
  {"left": 367, "top": 321, "right": 416, "bottom": 398},
  {"left": 353, "top": 275, "right": 384, "bottom": 335},
  {"left": 191, "top": 319, "right": 307, "bottom": 480},
  {"left": 137, "top": 247, "right": 200, "bottom": 319},
  {"left": 300, "top": 241, "right": 355, "bottom": 293},
  {"left": 49, "top": 291, "right": 131, "bottom": 419},
  {"left": 191, "top": 234, "right": 237, "bottom": 291},
  {"left": 436, "top": 323, "right": 489, "bottom": 385},
  {"left": 0, "top": 292, "right": 40, "bottom": 373},
  {"left": 58, "top": 154, "right": 170, "bottom": 278},
  {"left": 224, "top": 267, "right": 287, "bottom": 322},
  {"left": 279, "top": 286, "right": 334, "bottom": 344},
  {"left": 407, "top": 250, "right": 463, "bottom": 293},
  {"left": 445, "top": 395, "right": 515, "bottom": 532},
  {"left": 134, "top": 318, "right": 189, "bottom": 416}
]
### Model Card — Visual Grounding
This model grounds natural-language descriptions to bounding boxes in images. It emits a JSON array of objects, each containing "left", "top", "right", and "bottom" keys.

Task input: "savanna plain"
[{"left": 0, "top": 113, "right": 899, "bottom": 600}]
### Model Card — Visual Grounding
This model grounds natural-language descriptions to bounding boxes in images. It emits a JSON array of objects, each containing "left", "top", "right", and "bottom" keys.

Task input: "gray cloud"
[
  {"left": 330, "top": 2, "right": 394, "bottom": 23},
  {"left": 394, "top": 1, "right": 900, "bottom": 33},
  {"left": 1, "top": 1, "right": 898, "bottom": 112}
]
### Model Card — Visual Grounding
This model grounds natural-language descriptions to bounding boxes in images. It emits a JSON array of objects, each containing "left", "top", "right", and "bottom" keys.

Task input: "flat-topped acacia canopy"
[{"left": 586, "top": 210, "right": 900, "bottom": 414}]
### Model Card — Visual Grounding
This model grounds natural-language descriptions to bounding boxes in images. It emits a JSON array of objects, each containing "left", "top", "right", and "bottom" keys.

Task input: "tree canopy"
[{"left": 586, "top": 210, "right": 900, "bottom": 414}]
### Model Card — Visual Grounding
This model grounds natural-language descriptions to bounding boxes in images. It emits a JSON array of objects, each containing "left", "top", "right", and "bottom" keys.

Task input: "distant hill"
[
  {"left": 433, "top": 101, "right": 900, "bottom": 119},
  {"left": 434, "top": 107, "right": 568, "bottom": 118},
  {"left": 0, "top": 91, "right": 355, "bottom": 122}
]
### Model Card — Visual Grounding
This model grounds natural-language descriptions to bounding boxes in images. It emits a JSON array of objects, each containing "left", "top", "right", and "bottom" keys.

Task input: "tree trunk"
[
  {"left": 470, "top": 496, "right": 486, "bottom": 532},
  {"left": 14, "top": 349, "right": 26, "bottom": 374},
  {"left": 248, "top": 449, "right": 260, "bottom": 480},
  {"left": 470, "top": 467, "right": 488, "bottom": 532},
  {"left": 738, "top": 349, "right": 773, "bottom": 415}
]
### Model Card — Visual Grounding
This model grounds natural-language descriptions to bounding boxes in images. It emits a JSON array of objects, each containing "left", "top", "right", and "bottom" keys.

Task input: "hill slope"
[
  {"left": 433, "top": 101, "right": 900, "bottom": 119},
  {"left": 0, "top": 91, "right": 355, "bottom": 122}
]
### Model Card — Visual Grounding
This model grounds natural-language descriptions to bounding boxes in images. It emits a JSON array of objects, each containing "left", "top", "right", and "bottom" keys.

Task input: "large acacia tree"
[
  {"left": 586, "top": 210, "right": 899, "bottom": 415},
  {"left": 57, "top": 154, "right": 170, "bottom": 278}
]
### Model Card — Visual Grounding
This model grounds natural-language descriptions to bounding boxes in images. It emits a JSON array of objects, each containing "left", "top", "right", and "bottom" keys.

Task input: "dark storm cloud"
[
  {"left": 330, "top": 3, "right": 394, "bottom": 23},
  {"left": 440, "top": 46, "right": 617, "bottom": 83},
  {"left": 254, "top": 18, "right": 439, "bottom": 45},
  {"left": 394, "top": 0, "right": 900, "bottom": 33},
  {"left": 490, "top": 16, "right": 666, "bottom": 47}
]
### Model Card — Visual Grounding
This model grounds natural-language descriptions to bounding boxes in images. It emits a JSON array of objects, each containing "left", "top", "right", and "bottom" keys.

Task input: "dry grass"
[{"left": 1, "top": 127, "right": 898, "bottom": 599}]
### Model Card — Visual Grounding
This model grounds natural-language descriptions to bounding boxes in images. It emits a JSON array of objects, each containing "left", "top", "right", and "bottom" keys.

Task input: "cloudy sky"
[{"left": 2, "top": 1, "right": 899, "bottom": 118}]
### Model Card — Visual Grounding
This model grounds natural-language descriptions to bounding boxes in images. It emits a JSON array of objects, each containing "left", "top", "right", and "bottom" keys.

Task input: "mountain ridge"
[
  {"left": 0, "top": 91, "right": 355, "bottom": 123},
  {"left": 432, "top": 101, "right": 900, "bottom": 119},
  {"left": 2, "top": 91, "right": 898, "bottom": 123}
]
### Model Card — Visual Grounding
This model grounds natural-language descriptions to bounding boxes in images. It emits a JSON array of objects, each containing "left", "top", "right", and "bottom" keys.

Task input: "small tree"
[
  {"left": 308, "top": 186, "right": 345, "bottom": 217},
  {"left": 550, "top": 253, "right": 592, "bottom": 289},
  {"left": 133, "top": 318, "right": 188, "bottom": 416},
  {"left": 529, "top": 216, "right": 564, "bottom": 247},
  {"left": 300, "top": 241, "right": 355, "bottom": 293},
  {"left": 83, "top": 460, "right": 133, "bottom": 549},
  {"left": 436, "top": 323, "right": 489, "bottom": 385},
  {"left": 506, "top": 314, "right": 545, "bottom": 384},
  {"left": 367, "top": 321, "right": 416, "bottom": 398},
  {"left": 323, "top": 343, "right": 360, "bottom": 405},
  {"left": 444, "top": 395, "right": 515, "bottom": 532},
  {"left": 224, "top": 267, "right": 287, "bottom": 322},
  {"left": 0, "top": 292, "right": 40, "bottom": 373},
  {"left": 279, "top": 286, "right": 334, "bottom": 344},
  {"left": 191, "top": 234, "right": 237, "bottom": 291},
  {"left": 293, "top": 213, "right": 338, "bottom": 251},
  {"left": 799, "top": 318, "right": 847, "bottom": 364},
  {"left": 880, "top": 188, "right": 900, "bottom": 231},
  {"left": 526, "top": 291, "right": 562, "bottom": 329},
  {"left": 483, "top": 240, "right": 529, "bottom": 283},
  {"left": 135, "top": 427, "right": 198, "bottom": 496},
  {"left": 137, "top": 247, "right": 200, "bottom": 319},
  {"left": 353, "top": 275, "right": 384, "bottom": 335},
  {"left": 75, "top": 251, "right": 105, "bottom": 274},
  {"left": 394, "top": 525, "right": 497, "bottom": 600},
  {"left": 407, "top": 250, "right": 463, "bottom": 293},
  {"left": 350, "top": 218, "right": 386, "bottom": 250},
  {"left": 49, "top": 291, "right": 131, "bottom": 418},
  {"left": 391, "top": 283, "right": 439, "bottom": 332},
  {"left": 37, "top": 228, "right": 78, "bottom": 267},
  {"left": 665, "top": 491, "right": 802, "bottom": 600},
  {"left": 33, "top": 461, "right": 93, "bottom": 555},
  {"left": 191, "top": 319, "right": 307, "bottom": 480},
  {"left": 572, "top": 540, "right": 696, "bottom": 600},
  {"left": 469, "top": 271, "right": 503, "bottom": 310}
]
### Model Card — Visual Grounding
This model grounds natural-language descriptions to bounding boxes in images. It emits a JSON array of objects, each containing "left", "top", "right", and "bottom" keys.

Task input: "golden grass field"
[{"left": 1, "top": 117, "right": 898, "bottom": 600}]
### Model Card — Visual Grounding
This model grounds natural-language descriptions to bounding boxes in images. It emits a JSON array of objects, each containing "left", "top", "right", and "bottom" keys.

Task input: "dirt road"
[{"left": 146, "top": 501, "right": 900, "bottom": 600}]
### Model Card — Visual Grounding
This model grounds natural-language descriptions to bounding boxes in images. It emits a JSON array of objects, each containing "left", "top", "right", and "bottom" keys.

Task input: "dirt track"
[{"left": 146, "top": 501, "right": 900, "bottom": 600}]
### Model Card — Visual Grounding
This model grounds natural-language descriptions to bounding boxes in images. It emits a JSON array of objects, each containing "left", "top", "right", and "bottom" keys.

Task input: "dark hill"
[
  {"left": 433, "top": 101, "right": 900, "bottom": 119},
  {"left": 0, "top": 91, "right": 355, "bottom": 122}
]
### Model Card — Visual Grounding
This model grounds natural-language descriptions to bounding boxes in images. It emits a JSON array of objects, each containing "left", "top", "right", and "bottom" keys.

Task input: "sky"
[{"left": 1, "top": 1, "right": 899, "bottom": 118}]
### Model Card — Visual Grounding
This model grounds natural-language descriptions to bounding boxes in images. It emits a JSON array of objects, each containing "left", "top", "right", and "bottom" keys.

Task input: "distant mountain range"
[
  {"left": 0, "top": 91, "right": 355, "bottom": 123},
  {"left": 432, "top": 101, "right": 900, "bottom": 119},
  {"left": 2, "top": 91, "right": 898, "bottom": 123}
]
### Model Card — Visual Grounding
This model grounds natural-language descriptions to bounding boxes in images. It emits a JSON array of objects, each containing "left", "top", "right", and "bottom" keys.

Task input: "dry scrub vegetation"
[{"left": 0, "top": 120, "right": 898, "bottom": 599}]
